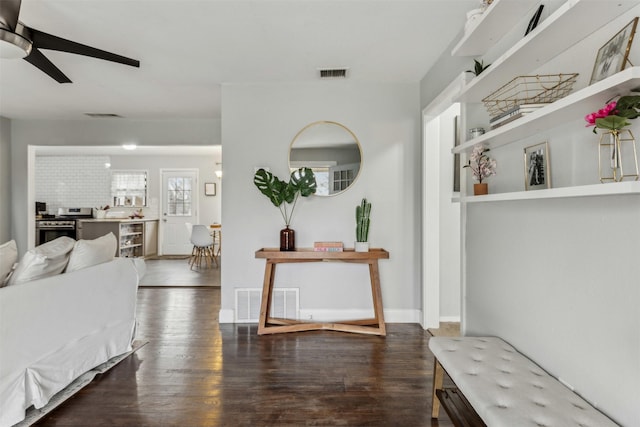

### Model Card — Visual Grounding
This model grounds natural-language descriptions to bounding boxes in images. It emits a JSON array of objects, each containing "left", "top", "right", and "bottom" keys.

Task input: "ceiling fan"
[{"left": 0, "top": 0, "right": 139, "bottom": 83}]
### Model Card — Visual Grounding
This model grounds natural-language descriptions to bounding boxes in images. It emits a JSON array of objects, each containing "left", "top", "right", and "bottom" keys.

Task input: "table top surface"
[{"left": 255, "top": 248, "right": 389, "bottom": 260}]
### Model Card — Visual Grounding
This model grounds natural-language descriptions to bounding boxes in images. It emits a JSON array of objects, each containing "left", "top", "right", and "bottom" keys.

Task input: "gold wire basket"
[{"left": 482, "top": 73, "right": 579, "bottom": 118}]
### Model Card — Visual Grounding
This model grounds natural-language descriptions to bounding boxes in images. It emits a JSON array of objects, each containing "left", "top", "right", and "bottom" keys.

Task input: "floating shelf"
[
  {"left": 453, "top": 67, "right": 640, "bottom": 154},
  {"left": 461, "top": 181, "right": 640, "bottom": 203},
  {"left": 452, "top": 0, "right": 538, "bottom": 57},
  {"left": 455, "top": 0, "right": 639, "bottom": 104}
]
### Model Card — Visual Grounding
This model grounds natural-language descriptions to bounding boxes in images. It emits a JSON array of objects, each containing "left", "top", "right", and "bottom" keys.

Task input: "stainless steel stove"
[{"left": 36, "top": 207, "right": 93, "bottom": 245}]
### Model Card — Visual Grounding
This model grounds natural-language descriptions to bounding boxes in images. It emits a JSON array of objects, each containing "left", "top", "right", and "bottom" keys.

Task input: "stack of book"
[
  {"left": 313, "top": 241, "right": 344, "bottom": 252},
  {"left": 489, "top": 103, "right": 547, "bottom": 130}
]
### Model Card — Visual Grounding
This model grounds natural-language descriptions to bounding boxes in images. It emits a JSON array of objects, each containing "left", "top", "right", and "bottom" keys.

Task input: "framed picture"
[
  {"left": 204, "top": 182, "right": 216, "bottom": 196},
  {"left": 524, "top": 5, "right": 544, "bottom": 36},
  {"left": 589, "top": 17, "right": 638, "bottom": 85},
  {"left": 524, "top": 142, "right": 550, "bottom": 191}
]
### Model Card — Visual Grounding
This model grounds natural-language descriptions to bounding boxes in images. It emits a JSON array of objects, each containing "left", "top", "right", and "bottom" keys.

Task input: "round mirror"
[{"left": 289, "top": 121, "right": 362, "bottom": 196}]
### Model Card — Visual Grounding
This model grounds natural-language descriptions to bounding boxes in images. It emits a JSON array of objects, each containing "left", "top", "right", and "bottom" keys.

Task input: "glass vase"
[
  {"left": 280, "top": 227, "right": 295, "bottom": 251},
  {"left": 598, "top": 129, "right": 639, "bottom": 182}
]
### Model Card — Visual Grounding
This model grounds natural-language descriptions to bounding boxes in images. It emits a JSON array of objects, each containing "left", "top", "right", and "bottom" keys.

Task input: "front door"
[{"left": 160, "top": 169, "right": 198, "bottom": 255}]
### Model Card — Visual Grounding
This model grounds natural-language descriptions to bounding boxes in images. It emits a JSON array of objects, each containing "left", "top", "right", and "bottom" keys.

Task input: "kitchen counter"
[
  {"left": 77, "top": 218, "right": 159, "bottom": 223},
  {"left": 77, "top": 219, "right": 158, "bottom": 257}
]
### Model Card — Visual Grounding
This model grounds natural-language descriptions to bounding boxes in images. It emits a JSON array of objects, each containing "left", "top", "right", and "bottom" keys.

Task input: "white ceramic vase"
[{"left": 354, "top": 241, "right": 369, "bottom": 252}]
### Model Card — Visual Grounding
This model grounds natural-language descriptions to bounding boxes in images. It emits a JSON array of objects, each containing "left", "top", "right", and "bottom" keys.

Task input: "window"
[{"left": 111, "top": 170, "right": 148, "bottom": 207}]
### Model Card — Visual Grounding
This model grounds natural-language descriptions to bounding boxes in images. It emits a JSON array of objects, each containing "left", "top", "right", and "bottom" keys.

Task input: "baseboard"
[
  {"left": 218, "top": 308, "right": 421, "bottom": 324},
  {"left": 439, "top": 316, "right": 461, "bottom": 323}
]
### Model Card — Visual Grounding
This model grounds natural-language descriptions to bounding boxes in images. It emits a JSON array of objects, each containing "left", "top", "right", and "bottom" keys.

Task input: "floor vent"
[{"left": 235, "top": 288, "right": 299, "bottom": 322}]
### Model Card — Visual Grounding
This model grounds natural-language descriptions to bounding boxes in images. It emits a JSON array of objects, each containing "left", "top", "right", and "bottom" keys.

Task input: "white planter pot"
[{"left": 354, "top": 241, "right": 369, "bottom": 252}]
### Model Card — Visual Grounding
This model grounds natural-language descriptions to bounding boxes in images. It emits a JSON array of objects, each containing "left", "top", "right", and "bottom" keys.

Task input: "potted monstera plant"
[{"left": 253, "top": 167, "right": 317, "bottom": 251}]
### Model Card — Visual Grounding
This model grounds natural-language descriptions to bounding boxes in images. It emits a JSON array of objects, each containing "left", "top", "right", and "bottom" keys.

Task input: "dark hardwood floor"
[{"left": 34, "top": 284, "right": 452, "bottom": 426}]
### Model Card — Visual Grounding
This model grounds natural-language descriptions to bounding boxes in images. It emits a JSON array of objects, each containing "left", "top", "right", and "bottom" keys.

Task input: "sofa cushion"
[
  {"left": 6, "top": 237, "right": 76, "bottom": 286},
  {"left": 0, "top": 240, "right": 18, "bottom": 287},
  {"left": 66, "top": 232, "right": 117, "bottom": 273}
]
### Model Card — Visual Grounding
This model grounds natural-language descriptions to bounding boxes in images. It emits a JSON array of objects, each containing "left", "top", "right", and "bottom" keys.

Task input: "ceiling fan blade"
[
  {"left": 0, "top": 0, "right": 21, "bottom": 31},
  {"left": 29, "top": 27, "right": 140, "bottom": 68},
  {"left": 23, "top": 48, "right": 71, "bottom": 83}
]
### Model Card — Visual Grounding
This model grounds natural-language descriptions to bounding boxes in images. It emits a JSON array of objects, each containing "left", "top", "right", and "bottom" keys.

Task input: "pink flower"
[{"left": 585, "top": 101, "right": 617, "bottom": 127}]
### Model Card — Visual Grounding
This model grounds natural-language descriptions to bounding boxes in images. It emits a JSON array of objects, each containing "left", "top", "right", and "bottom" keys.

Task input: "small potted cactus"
[{"left": 355, "top": 198, "right": 371, "bottom": 252}]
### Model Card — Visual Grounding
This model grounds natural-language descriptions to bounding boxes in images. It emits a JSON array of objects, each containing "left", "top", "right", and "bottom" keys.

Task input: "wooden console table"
[{"left": 255, "top": 248, "right": 390, "bottom": 336}]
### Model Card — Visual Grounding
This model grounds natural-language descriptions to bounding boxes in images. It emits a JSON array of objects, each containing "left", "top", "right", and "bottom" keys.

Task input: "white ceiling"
[{"left": 0, "top": 0, "right": 477, "bottom": 121}]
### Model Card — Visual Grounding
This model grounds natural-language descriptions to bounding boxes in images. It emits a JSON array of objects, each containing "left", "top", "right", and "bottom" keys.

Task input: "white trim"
[{"left": 439, "top": 316, "right": 461, "bottom": 323}]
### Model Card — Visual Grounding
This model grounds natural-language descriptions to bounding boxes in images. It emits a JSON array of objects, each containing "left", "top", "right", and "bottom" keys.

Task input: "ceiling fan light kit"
[{"left": 0, "top": 0, "right": 139, "bottom": 83}]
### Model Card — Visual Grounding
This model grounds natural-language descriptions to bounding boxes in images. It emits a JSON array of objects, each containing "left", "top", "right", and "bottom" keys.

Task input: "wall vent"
[
  {"left": 235, "top": 288, "right": 299, "bottom": 322},
  {"left": 84, "top": 113, "right": 122, "bottom": 118},
  {"left": 319, "top": 68, "right": 348, "bottom": 79}
]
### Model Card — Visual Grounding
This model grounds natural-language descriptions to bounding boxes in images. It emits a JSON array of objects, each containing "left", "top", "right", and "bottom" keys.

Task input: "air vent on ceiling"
[
  {"left": 84, "top": 113, "right": 123, "bottom": 118},
  {"left": 319, "top": 68, "right": 349, "bottom": 79}
]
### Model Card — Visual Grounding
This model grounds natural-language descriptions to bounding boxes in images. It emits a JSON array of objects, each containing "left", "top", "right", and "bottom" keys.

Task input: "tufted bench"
[{"left": 429, "top": 337, "right": 619, "bottom": 427}]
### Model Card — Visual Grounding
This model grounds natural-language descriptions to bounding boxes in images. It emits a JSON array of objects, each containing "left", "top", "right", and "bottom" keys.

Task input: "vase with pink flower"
[
  {"left": 464, "top": 144, "right": 497, "bottom": 195},
  {"left": 585, "top": 93, "right": 640, "bottom": 182}
]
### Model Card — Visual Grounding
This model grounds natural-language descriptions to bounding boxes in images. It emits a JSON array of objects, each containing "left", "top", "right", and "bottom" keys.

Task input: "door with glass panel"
[{"left": 160, "top": 169, "right": 198, "bottom": 255}]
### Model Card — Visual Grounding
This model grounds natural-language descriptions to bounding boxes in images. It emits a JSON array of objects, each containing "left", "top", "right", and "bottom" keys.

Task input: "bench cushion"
[{"left": 429, "top": 337, "right": 618, "bottom": 427}]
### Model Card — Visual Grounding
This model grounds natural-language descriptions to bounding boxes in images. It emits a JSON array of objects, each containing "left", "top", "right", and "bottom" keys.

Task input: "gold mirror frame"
[{"left": 288, "top": 121, "right": 362, "bottom": 196}]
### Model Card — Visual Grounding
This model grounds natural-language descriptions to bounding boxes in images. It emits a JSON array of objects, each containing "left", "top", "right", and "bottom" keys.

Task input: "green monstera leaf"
[
  {"left": 253, "top": 168, "right": 287, "bottom": 207},
  {"left": 289, "top": 167, "right": 317, "bottom": 197},
  {"left": 253, "top": 167, "right": 316, "bottom": 226}
]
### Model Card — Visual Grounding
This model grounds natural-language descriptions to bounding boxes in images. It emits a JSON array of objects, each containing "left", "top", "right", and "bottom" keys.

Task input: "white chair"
[{"left": 189, "top": 224, "right": 217, "bottom": 269}]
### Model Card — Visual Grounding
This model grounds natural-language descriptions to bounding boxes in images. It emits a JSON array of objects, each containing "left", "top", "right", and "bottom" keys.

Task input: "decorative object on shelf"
[
  {"left": 482, "top": 73, "right": 578, "bottom": 119},
  {"left": 204, "top": 182, "right": 216, "bottom": 196},
  {"left": 469, "top": 127, "right": 485, "bottom": 139},
  {"left": 524, "top": 4, "right": 544, "bottom": 36},
  {"left": 464, "top": 144, "right": 496, "bottom": 196},
  {"left": 466, "top": 59, "right": 490, "bottom": 77},
  {"left": 597, "top": 129, "right": 639, "bottom": 182},
  {"left": 254, "top": 167, "right": 317, "bottom": 251},
  {"left": 585, "top": 92, "right": 640, "bottom": 182},
  {"left": 589, "top": 17, "right": 638, "bottom": 85},
  {"left": 523, "top": 142, "right": 551, "bottom": 190},
  {"left": 355, "top": 198, "right": 371, "bottom": 252},
  {"left": 94, "top": 205, "right": 110, "bottom": 219},
  {"left": 313, "top": 241, "right": 344, "bottom": 252}
]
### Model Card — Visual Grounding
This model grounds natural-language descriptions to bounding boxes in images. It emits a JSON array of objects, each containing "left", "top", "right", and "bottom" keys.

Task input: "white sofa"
[{"left": 0, "top": 255, "right": 143, "bottom": 427}]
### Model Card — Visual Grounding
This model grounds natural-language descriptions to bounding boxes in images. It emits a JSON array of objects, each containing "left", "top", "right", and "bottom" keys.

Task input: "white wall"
[
  {"left": 0, "top": 117, "right": 11, "bottom": 243},
  {"left": 445, "top": 6, "right": 640, "bottom": 426},
  {"left": 0, "top": 117, "right": 11, "bottom": 244},
  {"left": 220, "top": 81, "right": 421, "bottom": 322},
  {"left": 10, "top": 118, "right": 219, "bottom": 254}
]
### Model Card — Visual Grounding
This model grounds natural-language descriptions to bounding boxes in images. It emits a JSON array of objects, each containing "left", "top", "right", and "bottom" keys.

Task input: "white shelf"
[
  {"left": 120, "top": 243, "right": 142, "bottom": 249},
  {"left": 452, "top": 0, "right": 538, "bottom": 57},
  {"left": 455, "top": 0, "right": 638, "bottom": 104},
  {"left": 454, "top": 67, "right": 640, "bottom": 154},
  {"left": 462, "top": 181, "right": 640, "bottom": 203}
]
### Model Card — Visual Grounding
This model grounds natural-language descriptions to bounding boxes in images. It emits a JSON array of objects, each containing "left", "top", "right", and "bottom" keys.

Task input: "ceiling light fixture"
[
  {"left": 0, "top": 27, "right": 32, "bottom": 58},
  {"left": 122, "top": 144, "right": 137, "bottom": 150}
]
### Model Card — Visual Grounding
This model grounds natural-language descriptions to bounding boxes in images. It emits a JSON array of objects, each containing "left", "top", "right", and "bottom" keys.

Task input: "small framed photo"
[
  {"left": 204, "top": 182, "right": 216, "bottom": 196},
  {"left": 524, "top": 142, "right": 550, "bottom": 191},
  {"left": 590, "top": 17, "right": 638, "bottom": 85}
]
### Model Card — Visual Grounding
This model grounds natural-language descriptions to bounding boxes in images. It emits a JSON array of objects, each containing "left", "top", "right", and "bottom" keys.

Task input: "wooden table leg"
[
  {"left": 369, "top": 260, "right": 386, "bottom": 336},
  {"left": 257, "top": 261, "right": 275, "bottom": 335},
  {"left": 432, "top": 358, "right": 444, "bottom": 418}
]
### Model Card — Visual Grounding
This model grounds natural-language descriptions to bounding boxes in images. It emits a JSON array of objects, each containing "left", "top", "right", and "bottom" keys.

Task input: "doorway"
[
  {"left": 160, "top": 169, "right": 199, "bottom": 255},
  {"left": 422, "top": 94, "right": 462, "bottom": 329}
]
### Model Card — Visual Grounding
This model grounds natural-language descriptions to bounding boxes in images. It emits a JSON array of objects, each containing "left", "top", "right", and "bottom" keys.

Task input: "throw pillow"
[
  {"left": 66, "top": 232, "right": 117, "bottom": 272},
  {"left": 0, "top": 240, "right": 18, "bottom": 287},
  {"left": 6, "top": 236, "right": 76, "bottom": 286}
]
